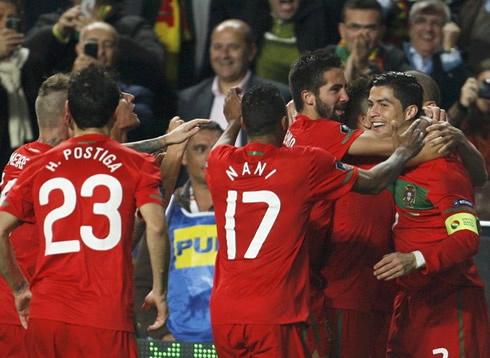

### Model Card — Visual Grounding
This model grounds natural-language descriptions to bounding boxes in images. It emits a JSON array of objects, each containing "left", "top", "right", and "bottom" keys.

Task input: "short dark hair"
[
  {"left": 199, "top": 121, "right": 224, "bottom": 134},
  {"left": 341, "top": 0, "right": 383, "bottom": 22},
  {"left": 476, "top": 59, "right": 490, "bottom": 76},
  {"left": 372, "top": 72, "right": 423, "bottom": 113},
  {"left": 68, "top": 65, "right": 120, "bottom": 130},
  {"left": 289, "top": 49, "right": 342, "bottom": 112},
  {"left": 405, "top": 70, "right": 441, "bottom": 104},
  {"left": 345, "top": 75, "right": 372, "bottom": 127},
  {"left": 242, "top": 84, "right": 286, "bottom": 136}
]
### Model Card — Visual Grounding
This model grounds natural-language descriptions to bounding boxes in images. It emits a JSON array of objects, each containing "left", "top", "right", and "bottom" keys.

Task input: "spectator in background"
[
  {"left": 23, "top": 0, "right": 175, "bottom": 135},
  {"left": 403, "top": 0, "right": 467, "bottom": 109},
  {"left": 330, "top": 0, "right": 410, "bottom": 82},
  {"left": 449, "top": 59, "right": 490, "bottom": 219},
  {"left": 134, "top": 122, "right": 222, "bottom": 342},
  {"left": 178, "top": 19, "right": 290, "bottom": 146},
  {"left": 0, "top": 0, "right": 46, "bottom": 170},
  {"left": 457, "top": 0, "right": 490, "bottom": 73},
  {"left": 72, "top": 21, "right": 157, "bottom": 142}
]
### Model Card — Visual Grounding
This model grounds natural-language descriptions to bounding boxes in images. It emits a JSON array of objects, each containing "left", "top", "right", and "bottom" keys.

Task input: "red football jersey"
[
  {"left": 322, "top": 157, "right": 397, "bottom": 313},
  {"left": 392, "top": 155, "right": 483, "bottom": 289},
  {"left": 206, "top": 142, "right": 359, "bottom": 324},
  {"left": 284, "top": 116, "right": 363, "bottom": 290},
  {"left": 0, "top": 141, "right": 52, "bottom": 325},
  {"left": 0, "top": 134, "right": 163, "bottom": 331}
]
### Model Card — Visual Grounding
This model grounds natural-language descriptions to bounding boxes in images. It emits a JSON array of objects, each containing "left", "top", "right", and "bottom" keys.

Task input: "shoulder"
[{"left": 179, "top": 78, "right": 214, "bottom": 99}]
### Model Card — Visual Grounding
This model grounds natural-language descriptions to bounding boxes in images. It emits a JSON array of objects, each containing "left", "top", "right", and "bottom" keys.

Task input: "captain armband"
[{"left": 445, "top": 212, "right": 479, "bottom": 235}]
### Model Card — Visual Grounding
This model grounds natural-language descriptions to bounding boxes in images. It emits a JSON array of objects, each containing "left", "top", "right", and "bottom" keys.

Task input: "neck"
[
  {"left": 109, "top": 126, "right": 127, "bottom": 143},
  {"left": 38, "top": 127, "right": 67, "bottom": 147},
  {"left": 298, "top": 107, "right": 321, "bottom": 120},
  {"left": 73, "top": 127, "right": 110, "bottom": 137},
  {"left": 218, "top": 74, "right": 247, "bottom": 95},
  {"left": 190, "top": 180, "right": 213, "bottom": 212},
  {"left": 247, "top": 134, "right": 283, "bottom": 147}
]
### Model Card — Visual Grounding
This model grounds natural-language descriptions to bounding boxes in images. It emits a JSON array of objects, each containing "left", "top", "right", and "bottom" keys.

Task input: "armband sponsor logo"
[
  {"left": 445, "top": 213, "right": 479, "bottom": 235},
  {"left": 451, "top": 199, "right": 473, "bottom": 208},
  {"left": 403, "top": 184, "right": 416, "bottom": 208},
  {"left": 174, "top": 225, "right": 218, "bottom": 268},
  {"left": 335, "top": 161, "right": 353, "bottom": 171}
]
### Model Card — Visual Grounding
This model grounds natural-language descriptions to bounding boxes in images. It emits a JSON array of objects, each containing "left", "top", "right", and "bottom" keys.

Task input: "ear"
[
  {"left": 75, "top": 42, "right": 83, "bottom": 56},
  {"left": 339, "top": 22, "right": 346, "bottom": 40},
  {"left": 358, "top": 113, "right": 371, "bottom": 130},
  {"left": 248, "top": 43, "right": 257, "bottom": 62},
  {"left": 64, "top": 101, "right": 74, "bottom": 129},
  {"left": 280, "top": 115, "right": 288, "bottom": 131},
  {"left": 404, "top": 104, "right": 419, "bottom": 121},
  {"left": 240, "top": 116, "right": 247, "bottom": 131},
  {"left": 301, "top": 90, "right": 315, "bottom": 108}
]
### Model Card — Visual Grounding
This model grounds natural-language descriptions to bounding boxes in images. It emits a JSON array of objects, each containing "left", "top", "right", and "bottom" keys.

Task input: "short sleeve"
[{"left": 135, "top": 154, "right": 164, "bottom": 208}]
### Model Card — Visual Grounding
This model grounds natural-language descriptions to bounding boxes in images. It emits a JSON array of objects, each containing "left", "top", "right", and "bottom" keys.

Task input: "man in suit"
[{"left": 178, "top": 19, "right": 291, "bottom": 146}]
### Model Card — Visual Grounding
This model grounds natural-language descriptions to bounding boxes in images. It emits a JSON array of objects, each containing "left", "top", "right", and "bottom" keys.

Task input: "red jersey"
[
  {"left": 322, "top": 157, "right": 397, "bottom": 313},
  {"left": 0, "top": 134, "right": 163, "bottom": 332},
  {"left": 0, "top": 140, "right": 52, "bottom": 325},
  {"left": 392, "top": 155, "right": 483, "bottom": 289},
  {"left": 284, "top": 116, "right": 363, "bottom": 288},
  {"left": 206, "top": 142, "right": 359, "bottom": 324}
]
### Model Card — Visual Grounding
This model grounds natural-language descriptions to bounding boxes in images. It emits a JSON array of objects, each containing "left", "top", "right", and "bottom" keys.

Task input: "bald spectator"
[{"left": 177, "top": 19, "right": 290, "bottom": 146}]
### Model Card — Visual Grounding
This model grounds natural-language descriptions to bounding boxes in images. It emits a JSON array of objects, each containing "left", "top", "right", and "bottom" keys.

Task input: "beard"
[{"left": 315, "top": 96, "right": 344, "bottom": 122}]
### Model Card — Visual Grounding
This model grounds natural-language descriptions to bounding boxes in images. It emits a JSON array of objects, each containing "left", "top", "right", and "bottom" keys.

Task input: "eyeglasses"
[
  {"left": 344, "top": 23, "right": 380, "bottom": 31},
  {"left": 411, "top": 16, "right": 445, "bottom": 27}
]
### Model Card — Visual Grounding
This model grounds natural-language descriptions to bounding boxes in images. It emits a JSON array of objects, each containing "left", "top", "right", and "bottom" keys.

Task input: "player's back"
[
  {"left": 206, "top": 142, "right": 358, "bottom": 325},
  {"left": 7, "top": 134, "right": 162, "bottom": 332}
]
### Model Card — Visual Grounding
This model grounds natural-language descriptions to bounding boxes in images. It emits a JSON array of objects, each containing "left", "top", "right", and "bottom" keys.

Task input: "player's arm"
[
  {"left": 213, "top": 87, "right": 242, "bottom": 148},
  {"left": 139, "top": 202, "right": 170, "bottom": 331},
  {"left": 124, "top": 118, "right": 211, "bottom": 153},
  {"left": 425, "top": 121, "right": 487, "bottom": 187},
  {"left": 352, "top": 119, "right": 425, "bottom": 194},
  {"left": 0, "top": 211, "right": 31, "bottom": 328}
]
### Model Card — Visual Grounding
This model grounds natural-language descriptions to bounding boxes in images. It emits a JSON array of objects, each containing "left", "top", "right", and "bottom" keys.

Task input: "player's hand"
[
  {"left": 392, "top": 118, "right": 426, "bottom": 158},
  {"left": 224, "top": 87, "right": 242, "bottom": 124},
  {"left": 72, "top": 53, "right": 97, "bottom": 72},
  {"left": 14, "top": 282, "right": 32, "bottom": 329},
  {"left": 422, "top": 105, "right": 447, "bottom": 123},
  {"left": 459, "top": 77, "right": 479, "bottom": 108},
  {"left": 165, "top": 118, "right": 211, "bottom": 145},
  {"left": 142, "top": 290, "right": 168, "bottom": 331},
  {"left": 0, "top": 29, "right": 24, "bottom": 59},
  {"left": 425, "top": 121, "right": 464, "bottom": 155},
  {"left": 55, "top": 5, "right": 82, "bottom": 39},
  {"left": 373, "top": 252, "right": 417, "bottom": 280}
]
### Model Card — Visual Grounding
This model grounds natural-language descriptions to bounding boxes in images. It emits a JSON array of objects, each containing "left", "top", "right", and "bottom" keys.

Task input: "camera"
[
  {"left": 84, "top": 41, "right": 98, "bottom": 59},
  {"left": 478, "top": 78, "right": 490, "bottom": 99},
  {"left": 5, "top": 17, "right": 21, "bottom": 32}
]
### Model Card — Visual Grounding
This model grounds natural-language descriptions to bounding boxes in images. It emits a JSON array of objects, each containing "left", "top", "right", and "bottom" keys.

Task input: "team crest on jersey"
[
  {"left": 403, "top": 184, "right": 416, "bottom": 207},
  {"left": 335, "top": 161, "right": 352, "bottom": 171},
  {"left": 339, "top": 124, "right": 352, "bottom": 134},
  {"left": 452, "top": 199, "right": 473, "bottom": 208}
]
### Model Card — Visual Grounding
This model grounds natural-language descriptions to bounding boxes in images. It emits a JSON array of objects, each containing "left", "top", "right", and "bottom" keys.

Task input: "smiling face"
[
  {"left": 367, "top": 85, "right": 405, "bottom": 136},
  {"left": 313, "top": 68, "right": 349, "bottom": 122},
  {"left": 210, "top": 21, "right": 256, "bottom": 84},
  {"left": 183, "top": 129, "right": 221, "bottom": 185},
  {"left": 409, "top": 12, "right": 445, "bottom": 58}
]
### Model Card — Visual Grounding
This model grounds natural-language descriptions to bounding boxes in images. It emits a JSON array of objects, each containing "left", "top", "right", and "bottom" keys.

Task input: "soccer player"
[
  {"left": 0, "top": 73, "right": 70, "bottom": 357},
  {"left": 0, "top": 66, "right": 203, "bottom": 358},
  {"left": 371, "top": 72, "right": 490, "bottom": 357},
  {"left": 285, "top": 49, "right": 487, "bottom": 357},
  {"left": 206, "top": 83, "right": 425, "bottom": 357}
]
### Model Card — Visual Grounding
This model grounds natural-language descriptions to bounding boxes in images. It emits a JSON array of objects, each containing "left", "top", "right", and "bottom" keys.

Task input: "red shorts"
[
  {"left": 25, "top": 319, "right": 138, "bottom": 358},
  {"left": 387, "top": 283, "right": 490, "bottom": 357},
  {"left": 212, "top": 323, "right": 308, "bottom": 358},
  {"left": 0, "top": 324, "right": 27, "bottom": 357},
  {"left": 369, "top": 309, "right": 392, "bottom": 358},
  {"left": 325, "top": 307, "right": 378, "bottom": 358}
]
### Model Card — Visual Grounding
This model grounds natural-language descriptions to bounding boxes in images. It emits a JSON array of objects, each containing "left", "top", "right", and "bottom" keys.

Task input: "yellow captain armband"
[{"left": 445, "top": 212, "right": 479, "bottom": 235}]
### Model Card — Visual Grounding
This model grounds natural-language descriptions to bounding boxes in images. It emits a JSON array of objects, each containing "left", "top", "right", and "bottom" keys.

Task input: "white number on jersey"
[
  {"left": 432, "top": 348, "right": 449, "bottom": 358},
  {"left": 225, "top": 190, "right": 281, "bottom": 260},
  {"left": 40, "top": 174, "right": 123, "bottom": 255}
]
